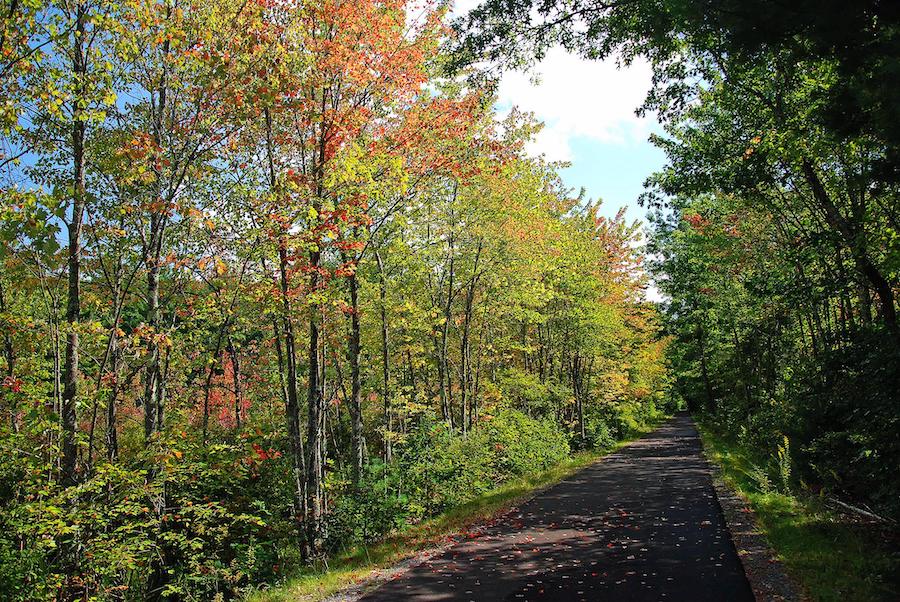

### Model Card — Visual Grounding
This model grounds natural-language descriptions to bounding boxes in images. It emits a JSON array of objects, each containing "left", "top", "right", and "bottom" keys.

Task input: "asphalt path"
[{"left": 360, "top": 415, "right": 754, "bottom": 601}]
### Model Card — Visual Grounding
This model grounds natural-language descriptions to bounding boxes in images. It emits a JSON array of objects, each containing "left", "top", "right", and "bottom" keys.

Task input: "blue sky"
[
  {"left": 479, "top": 43, "right": 669, "bottom": 300},
  {"left": 560, "top": 134, "right": 666, "bottom": 225},
  {"left": 449, "top": 2, "right": 668, "bottom": 227},
  {"left": 491, "top": 47, "right": 667, "bottom": 227}
]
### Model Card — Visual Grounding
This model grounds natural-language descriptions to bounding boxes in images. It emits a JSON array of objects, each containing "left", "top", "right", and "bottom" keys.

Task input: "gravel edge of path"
[{"left": 703, "top": 451, "right": 807, "bottom": 601}]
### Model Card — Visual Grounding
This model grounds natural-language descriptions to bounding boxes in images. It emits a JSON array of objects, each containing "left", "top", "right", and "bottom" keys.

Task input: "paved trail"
[{"left": 361, "top": 415, "right": 753, "bottom": 601}]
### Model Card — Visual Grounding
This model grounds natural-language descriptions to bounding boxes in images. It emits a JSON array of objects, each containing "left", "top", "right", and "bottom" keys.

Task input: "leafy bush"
[
  {"left": 495, "top": 368, "right": 568, "bottom": 419},
  {"left": 577, "top": 396, "right": 667, "bottom": 449},
  {"left": 324, "top": 409, "right": 570, "bottom": 551},
  {"left": 0, "top": 428, "right": 290, "bottom": 601},
  {"left": 325, "top": 462, "right": 410, "bottom": 553},
  {"left": 699, "top": 331, "right": 900, "bottom": 519}
]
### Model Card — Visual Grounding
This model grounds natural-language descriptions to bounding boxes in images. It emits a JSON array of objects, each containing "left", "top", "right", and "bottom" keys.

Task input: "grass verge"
[
  {"left": 246, "top": 419, "right": 667, "bottom": 602},
  {"left": 697, "top": 422, "right": 899, "bottom": 602}
]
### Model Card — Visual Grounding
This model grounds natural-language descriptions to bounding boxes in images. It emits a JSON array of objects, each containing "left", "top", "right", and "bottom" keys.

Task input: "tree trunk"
[
  {"left": 201, "top": 335, "right": 224, "bottom": 443},
  {"left": 696, "top": 322, "right": 715, "bottom": 414},
  {"left": 0, "top": 279, "right": 17, "bottom": 432},
  {"left": 801, "top": 158, "right": 898, "bottom": 340},
  {"left": 228, "top": 336, "right": 243, "bottom": 431},
  {"left": 573, "top": 353, "right": 586, "bottom": 445},
  {"left": 859, "top": 282, "right": 873, "bottom": 326},
  {"left": 440, "top": 235, "right": 455, "bottom": 427},
  {"left": 346, "top": 264, "right": 364, "bottom": 486},
  {"left": 61, "top": 3, "right": 87, "bottom": 485},
  {"left": 106, "top": 332, "right": 119, "bottom": 461},
  {"left": 459, "top": 242, "right": 481, "bottom": 434},
  {"left": 265, "top": 108, "right": 308, "bottom": 544},
  {"left": 143, "top": 243, "right": 163, "bottom": 440},
  {"left": 375, "top": 250, "right": 392, "bottom": 463},
  {"left": 305, "top": 248, "right": 326, "bottom": 557}
]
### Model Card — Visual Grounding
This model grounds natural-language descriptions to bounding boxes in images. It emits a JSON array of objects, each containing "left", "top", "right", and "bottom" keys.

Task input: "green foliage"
[
  {"left": 585, "top": 400, "right": 664, "bottom": 447},
  {"left": 0, "top": 427, "right": 290, "bottom": 601},
  {"left": 326, "top": 409, "right": 569, "bottom": 552},
  {"left": 495, "top": 368, "right": 568, "bottom": 419},
  {"left": 700, "top": 423, "right": 900, "bottom": 601}
]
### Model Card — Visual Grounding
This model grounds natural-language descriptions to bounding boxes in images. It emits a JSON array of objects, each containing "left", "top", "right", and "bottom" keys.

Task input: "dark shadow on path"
[{"left": 360, "top": 416, "right": 754, "bottom": 601}]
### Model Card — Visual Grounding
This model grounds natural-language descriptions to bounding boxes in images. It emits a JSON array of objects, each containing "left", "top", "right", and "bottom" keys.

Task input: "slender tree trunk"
[
  {"left": 459, "top": 243, "right": 481, "bottom": 434},
  {"left": 50, "top": 307, "right": 61, "bottom": 469},
  {"left": 201, "top": 334, "right": 224, "bottom": 443},
  {"left": 801, "top": 158, "right": 898, "bottom": 340},
  {"left": 859, "top": 282, "right": 873, "bottom": 326},
  {"left": 806, "top": 313, "right": 819, "bottom": 356},
  {"left": 106, "top": 332, "right": 119, "bottom": 461},
  {"left": 0, "top": 280, "right": 16, "bottom": 432},
  {"left": 375, "top": 250, "right": 392, "bottom": 463},
  {"left": 143, "top": 244, "right": 163, "bottom": 440},
  {"left": 304, "top": 94, "right": 331, "bottom": 557},
  {"left": 572, "top": 353, "right": 586, "bottom": 445},
  {"left": 61, "top": 3, "right": 87, "bottom": 485},
  {"left": 272, "top": 316, "right": 289, "bottom": 409},
  {"left": 436, "top": 338, "right": 449, "bottom": 424},
  {"left": 346, "top": 263, "right": 364, "bottom": 486},
  {"left": 696, "top": 322, "right": 715, "bottom": 414},
  {"left": 305, "top": 264, "right": 326, "bottom": 556},
  {"left": 406, "top": 349, "right": 416, "bottom": 394},
  {"left": 265, "top": 108, "right": 307, "bottom": 544},
  {"left": 441, "top": 237, "right": 455, "bottom": 428},
  {"left": 228, "top": 336, "right": 243, "bottom": 431},
  {"left": 731, "top": 327, "right": 752, "bottom": 407}
]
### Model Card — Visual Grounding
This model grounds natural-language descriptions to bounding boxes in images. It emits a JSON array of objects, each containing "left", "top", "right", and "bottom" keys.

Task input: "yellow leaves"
[
  {"left": 198, "top": 256, "right": 227, "bottom": 276},
  {"left": 744, "top": 134, "right": 762, "bottom": 159}
]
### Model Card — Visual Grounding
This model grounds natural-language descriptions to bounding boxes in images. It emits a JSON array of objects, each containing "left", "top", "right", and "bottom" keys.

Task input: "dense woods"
[
  {"left": 459, "top": 0, "right": 900, "bottom": 521},
  {"left": 4, "top": 0, "right": 898, "bottom": 598},
  {"left": 0, "top": 1, "right": 670, "bottom": 598}
]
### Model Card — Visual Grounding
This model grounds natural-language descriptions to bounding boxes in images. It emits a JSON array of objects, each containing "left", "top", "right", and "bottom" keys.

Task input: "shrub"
[
  {"left": 495, "top": 368, "right": 568, "bottom": 419},
  {"left": 324, "top": 409, "right": 570, "bottom": 551},
  {"left": 0, "top": 429, "right": 289, "bottom": 601}
]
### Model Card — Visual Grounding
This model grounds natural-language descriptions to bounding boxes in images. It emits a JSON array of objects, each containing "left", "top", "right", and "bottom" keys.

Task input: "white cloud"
[
  {"left": 496, "top": 48, "right": 655, "bottom": 162},
  {"left": 451, "top": 0, "right": 486, "bottom": 15},
  {"left": 449, "top": 1, "right": 655, "bottom": 162}
]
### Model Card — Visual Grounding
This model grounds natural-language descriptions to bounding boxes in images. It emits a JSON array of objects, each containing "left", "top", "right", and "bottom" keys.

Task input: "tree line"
[
  {"left": 456, "top": 0, "right": 900, "bottom": 518},
  {"left": 0, "top": 0, "right": 669, "bottom": 598}
]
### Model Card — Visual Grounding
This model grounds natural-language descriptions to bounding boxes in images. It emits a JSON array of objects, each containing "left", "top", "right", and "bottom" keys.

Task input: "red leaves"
[
  {"left": 2, "top": 376, "right": 23, "bottom": 393},
  {"left": 251, "top": 443, "right": 281, "bottom": 462},
  {"left": 683, "top": 212, "right": 710, "bottom": 230}
]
